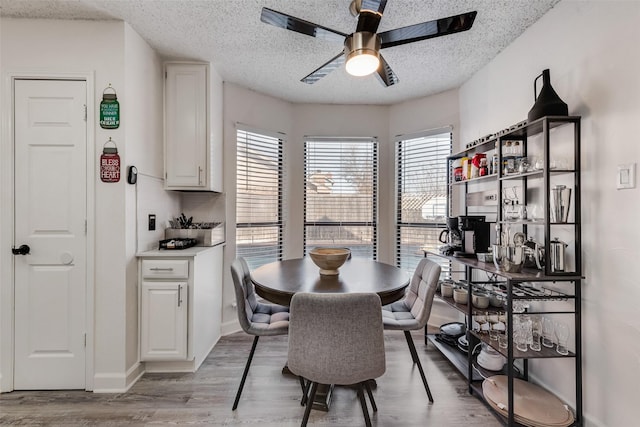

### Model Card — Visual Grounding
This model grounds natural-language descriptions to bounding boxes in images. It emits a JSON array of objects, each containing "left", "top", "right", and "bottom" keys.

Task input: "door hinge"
[
  {"left": 83, "top": 104, "right": 87, "bottom": 122},
  {"left": 84, "top": 333, "right": 87, "bottom": 348},
  {"left": 84, "top": 220, "right": 87, "bottom": 235}
]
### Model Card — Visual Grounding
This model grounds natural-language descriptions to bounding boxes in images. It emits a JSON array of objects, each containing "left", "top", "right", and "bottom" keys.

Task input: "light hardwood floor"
[{"left": 0, "top": 330, "right": 501, "bottom": 426}]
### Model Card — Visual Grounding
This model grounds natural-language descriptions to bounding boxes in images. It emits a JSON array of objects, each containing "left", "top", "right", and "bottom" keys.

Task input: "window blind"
[
  {"left": 395, "top": 130, "right": 451, "bottom": 275},
  {"left": 236, "top": 127, "right": 284, "bottom": 270},
  {"left": 304, "top": 137, "right": 378, "bottom": 259}
]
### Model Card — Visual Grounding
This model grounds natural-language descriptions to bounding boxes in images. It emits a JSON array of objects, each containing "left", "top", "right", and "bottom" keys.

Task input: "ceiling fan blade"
[
  {"left": 375, "top": 54, "right": 399, "bottom": 87},
  {"left": 301, "top": 52, "right": 346, "bottom": 85},
  {"left": 261, "top": 7, "right": 347, "bottom": 43},
  {"left": 379, "top": 11, "right": 477, "bottom": 49}
]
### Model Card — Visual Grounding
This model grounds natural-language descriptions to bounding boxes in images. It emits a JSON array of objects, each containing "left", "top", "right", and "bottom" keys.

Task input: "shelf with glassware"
[
  {"left": 426, "top": 251, "right": 582, "bottom": 427},
  {"left": 433, "top": 115, "right": 583, "bottom": 426},
  {"left": 494, "top": 116, "right": 582, "bottom": 279},
  {"left": 434, "top": 278, "right": 578, "bottom": 360}
]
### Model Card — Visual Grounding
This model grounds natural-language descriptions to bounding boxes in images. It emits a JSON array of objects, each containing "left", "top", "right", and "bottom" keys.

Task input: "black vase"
[{"left": 527, "top": 69, "right": 568, "bottom": 122}]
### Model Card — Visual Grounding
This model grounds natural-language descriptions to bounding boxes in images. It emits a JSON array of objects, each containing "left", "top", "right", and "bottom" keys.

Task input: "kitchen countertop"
[{"left": 137, "top": 242, "right": 224, "bottom": 258}]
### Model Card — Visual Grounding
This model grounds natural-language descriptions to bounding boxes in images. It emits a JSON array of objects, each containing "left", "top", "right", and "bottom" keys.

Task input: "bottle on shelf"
[{"left": 503, "top": 141, "right": 515, "bottom": 174}]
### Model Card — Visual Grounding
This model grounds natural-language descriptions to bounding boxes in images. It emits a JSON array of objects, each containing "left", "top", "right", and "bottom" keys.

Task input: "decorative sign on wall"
[
  {"left": 100, "top": 138, "right": 121, "bottom": 183},
  {"left": 99, "top": 84, "right": 120, "bottom": 129}
]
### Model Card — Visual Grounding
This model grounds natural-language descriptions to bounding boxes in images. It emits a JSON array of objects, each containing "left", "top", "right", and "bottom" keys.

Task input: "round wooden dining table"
[
  {"left": 250, "top": 257, "right": 410, "bottom": 307},
  {"left": 251, "top": 256, "right": 409, "bottom": 412}
]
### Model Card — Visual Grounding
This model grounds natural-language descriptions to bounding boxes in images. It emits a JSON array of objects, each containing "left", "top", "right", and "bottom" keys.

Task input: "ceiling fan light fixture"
[{"left": 345, "top": 32, "right": 381, "bottom": 77}]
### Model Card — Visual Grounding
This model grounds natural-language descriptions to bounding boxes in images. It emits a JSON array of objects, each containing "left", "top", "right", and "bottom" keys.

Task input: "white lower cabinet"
[
  {"left": 140, "top": 281, "right": 188, "bottom": 360},
  {"left": 138, "top": 245, "right": 223, "bottom": 372}
]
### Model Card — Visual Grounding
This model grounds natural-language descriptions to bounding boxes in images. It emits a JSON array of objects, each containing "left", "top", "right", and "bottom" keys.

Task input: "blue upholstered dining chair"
[
  {"left": 230, "top": 257, "right": 290, "bottom": 410},
  {"left": 382, "top": 257, "right": 441, "bottom": 403},
  {"left": 288, "top": 292, "right": 386, "bottom": 427}
]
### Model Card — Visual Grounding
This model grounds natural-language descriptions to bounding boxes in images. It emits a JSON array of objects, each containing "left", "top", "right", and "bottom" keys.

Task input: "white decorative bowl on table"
[{"left": 309, "top": 247, "right": 351, "bottom": 275}]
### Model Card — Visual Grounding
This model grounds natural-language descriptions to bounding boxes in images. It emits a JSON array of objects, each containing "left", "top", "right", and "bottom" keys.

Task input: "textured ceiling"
[{"left": 0, "top": 0, "right": 561, "bottom": 105}]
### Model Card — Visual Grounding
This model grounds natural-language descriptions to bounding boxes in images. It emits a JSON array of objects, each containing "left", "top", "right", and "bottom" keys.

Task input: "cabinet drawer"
[{"left": 141, "top": 259, "right": 189, "bottom": 279}]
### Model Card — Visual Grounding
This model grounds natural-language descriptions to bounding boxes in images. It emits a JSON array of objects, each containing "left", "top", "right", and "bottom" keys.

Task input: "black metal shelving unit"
[{"left": 428, "top": 116, "right": 583, "bottom": 427}]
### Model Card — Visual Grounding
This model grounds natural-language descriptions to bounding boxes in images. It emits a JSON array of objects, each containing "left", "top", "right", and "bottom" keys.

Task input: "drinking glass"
[
  {"left": 542, "top": 317, "right": 555, "bottom": 348},
  {"left": 473, "top": 314, "right": 487, "bottom": 333},
  {"left": 498, "top": 331, "right": 508, "bottom": 349},
  {"left": 514, "top": 327, "right": 529, "bottom": 352},
  {"left": 487, "top": 313, "right": 499, "bottom": 340},
  {"left": 513, "top": 316, "right": 530, "bottom": 352},
  {"left": 530, "top": 315, "right": 542, "bottom": 351},
  {"left": 555, "top": 321, "right": 570, "bottom": 355}
]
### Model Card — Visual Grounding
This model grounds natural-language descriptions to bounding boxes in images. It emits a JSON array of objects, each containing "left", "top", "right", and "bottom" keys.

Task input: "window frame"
[
  {"left": 395, "top": 128, "right": 452, "bottom": 274},
  {"left": 235, "top": 125, "right": 285, "bottom": 269},
  {"left": 303, "top": 136, "right": 379, "bottom": 260}
]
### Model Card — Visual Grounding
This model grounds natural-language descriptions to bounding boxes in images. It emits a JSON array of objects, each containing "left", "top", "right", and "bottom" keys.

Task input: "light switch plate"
[{"left": 617, "top": 163, "right": 636, "bottom": 189}]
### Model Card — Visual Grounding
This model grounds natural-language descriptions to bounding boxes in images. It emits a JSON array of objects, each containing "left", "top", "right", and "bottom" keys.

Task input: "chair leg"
[
  {"left": 232, "top": 335, "right": 260, "bottom": 410},
  {"left": 301, "top": 381, "right": 318, "bottom": 427},
  {"left": 364, "top": 380, "right": 377, "bottom": 412},
  {"left": 357, "top": 382, "right": 372, "bottom": 427},
  {"left": 300, "top": 377, "right": 310, "bottom": 406},
  {"left": 404, "top": 330, "right": 434, "bottom": 403}
]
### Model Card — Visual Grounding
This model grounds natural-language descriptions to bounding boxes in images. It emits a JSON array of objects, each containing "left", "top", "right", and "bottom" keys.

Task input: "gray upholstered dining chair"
[
  {"left": 230, "top": 257, "right": 290, "bottom": 410},
  {"left": 381, "top": 257, "right": 441, "bottom": 403},
  {"left": 288, "top": 292, "right": 385, "bottom": 427}
]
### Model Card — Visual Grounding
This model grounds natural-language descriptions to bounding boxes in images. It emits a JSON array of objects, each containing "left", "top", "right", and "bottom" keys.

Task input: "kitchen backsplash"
[
  {"left": 136, "top": 174, "right": 181, "bottom": 252},
  {"left": 136, "top": 175, "right": 226, "bottom": 252}
]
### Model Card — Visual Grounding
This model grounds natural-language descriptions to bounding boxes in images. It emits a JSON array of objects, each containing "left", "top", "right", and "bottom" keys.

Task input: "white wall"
[
  {"left": 220, "top": 84, "right": 462, "bottom": 330},
  {"left": 388, "top": 89, "right": 461, "bottom": 326},
  {"left": 4, "top": 5, "right": 630, "bottom": 418},
  {"left": 221, "top": 84, "right": 395, "bottom": 329},
  {"left": 0, "top": 18, "right": 167, "bottom": 392},
  {"left": 123, "top": 23, "right": 165, "bottom": 378},
  {"left": 221, "top": 83, "right": 295, "bottom": 332},
  {"left": 0, "top": 18, "right": 126, "bottom": 391},
  {"left": 459, "top": 1, "right": 640, "bottom": 426},
  {"left": 290, "top": 103, "right": 391, "bottom": 260}
]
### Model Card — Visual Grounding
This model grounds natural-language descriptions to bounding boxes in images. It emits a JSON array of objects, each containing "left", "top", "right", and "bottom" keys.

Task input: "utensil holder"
[{"left": 550, "top": 185, "right": 571, "bottom": 223}]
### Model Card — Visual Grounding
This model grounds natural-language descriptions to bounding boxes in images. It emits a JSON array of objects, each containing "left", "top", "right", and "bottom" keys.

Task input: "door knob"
[{"left": 12, "top": 244, "right": 30, "bottom": 255}]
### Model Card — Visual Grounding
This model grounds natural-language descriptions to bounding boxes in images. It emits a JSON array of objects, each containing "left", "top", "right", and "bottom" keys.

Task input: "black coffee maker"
[
  {"left": 438, "top": 217, "right": 463, "bottom": 255},
  {"left": 457, "top": 215, "right": 491, "bottom": 257}
]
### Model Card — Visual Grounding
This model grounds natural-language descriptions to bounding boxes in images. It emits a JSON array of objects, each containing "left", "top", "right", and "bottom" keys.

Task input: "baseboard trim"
[
  {"left": 144, "top": 360, "right": 196, "bottom": 373},
  {"left": 93, "top": 362, "right": 144, "bottom": 393},
  {"left": 221, "top": 319, "right": 240, "bottom": 336}
]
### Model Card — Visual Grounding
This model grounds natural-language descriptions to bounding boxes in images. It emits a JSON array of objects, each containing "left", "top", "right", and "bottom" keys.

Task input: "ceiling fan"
[{"left": 260, "top": 0, "right": 477, "bottom": 87}]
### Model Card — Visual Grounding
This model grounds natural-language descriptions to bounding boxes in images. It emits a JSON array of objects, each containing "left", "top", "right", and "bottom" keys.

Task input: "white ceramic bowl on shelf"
[
  {"left": 441, "top": 282, "right": 454, "bottom": 297},
  {"left": 472, "top": 292, "right": 490, "bottom": 309},
  {"left": 453, "top": 288, "right": 468, "bottom": 304}
]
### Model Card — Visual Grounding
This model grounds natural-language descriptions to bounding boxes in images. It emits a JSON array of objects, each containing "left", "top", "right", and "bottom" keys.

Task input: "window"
[
  {"left": 236, "top": 127, "right": 284, "bottom": 270},
  {"left": 304, "top": 137, "right": 378, "bottom": 259},
  {"left": 396, "top": 130, "right": 451, "bottom": 274}
]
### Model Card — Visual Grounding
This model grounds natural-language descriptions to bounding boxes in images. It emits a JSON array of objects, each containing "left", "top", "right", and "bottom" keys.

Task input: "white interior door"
[{"left": 13, "top": 79, "right": 87, "bottom": 389}]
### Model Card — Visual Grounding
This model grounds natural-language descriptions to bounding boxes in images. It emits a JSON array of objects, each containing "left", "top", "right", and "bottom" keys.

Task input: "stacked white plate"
[{"left": 482, "top": 376, "right": 574, "bottom": 427}]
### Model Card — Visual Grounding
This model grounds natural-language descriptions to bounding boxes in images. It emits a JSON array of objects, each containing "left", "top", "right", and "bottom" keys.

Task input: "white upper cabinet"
[{"left": 164, "top": 62, "right": 222, "bottom": 191}]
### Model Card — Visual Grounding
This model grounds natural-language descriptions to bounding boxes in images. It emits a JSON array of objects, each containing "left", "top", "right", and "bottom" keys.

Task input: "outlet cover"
[{"left": 148, "top": 214, "right": 156, "bottom": 231}]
